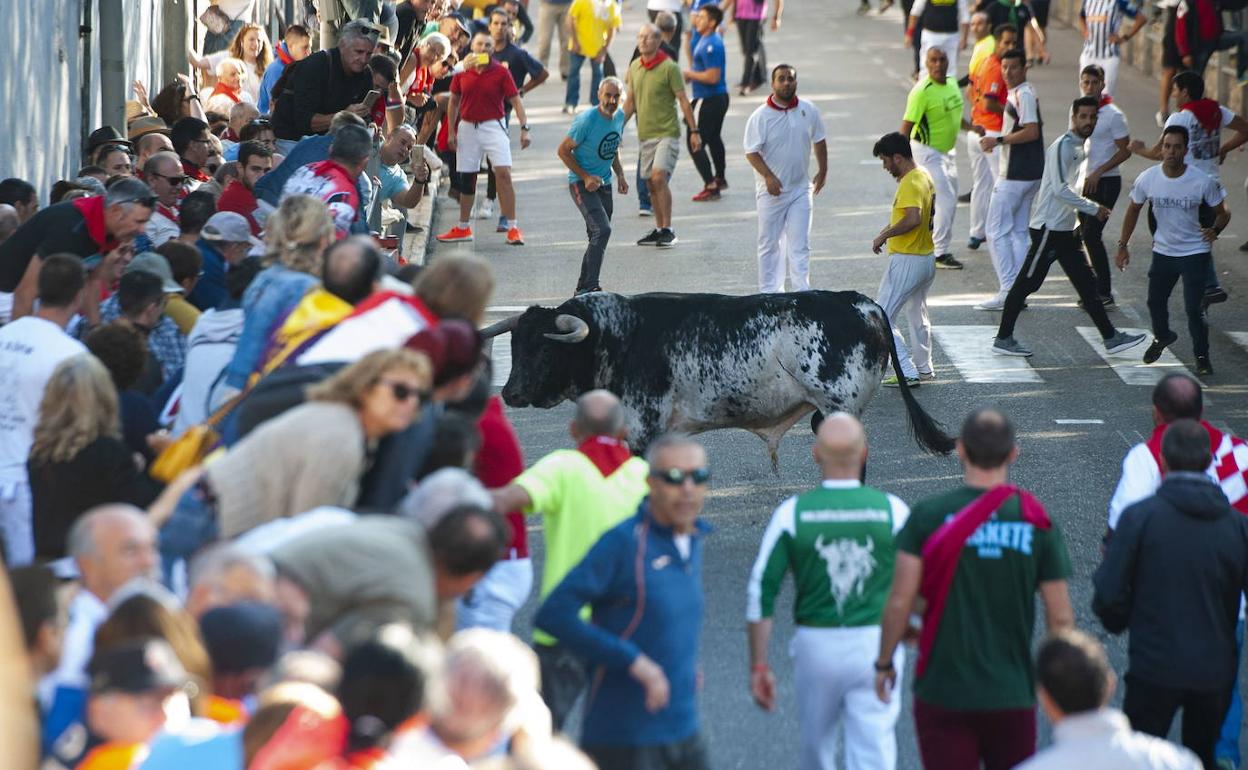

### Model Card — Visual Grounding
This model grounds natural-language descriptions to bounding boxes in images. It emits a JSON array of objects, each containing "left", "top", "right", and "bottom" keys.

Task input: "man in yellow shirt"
[
  {"left": 871, "top": 131, "right": 937, "bottom": 388},
  {"left": 966, "top": 11, "right": 995, "bottom": 78},
  {"left": 564, "top": 0, "right": 622, "bottom": 112}
]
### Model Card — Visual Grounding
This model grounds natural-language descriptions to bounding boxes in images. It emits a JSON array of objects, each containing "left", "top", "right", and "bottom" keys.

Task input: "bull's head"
[{"left": 481, "top": 302, "right": 595, "bottom": 410}]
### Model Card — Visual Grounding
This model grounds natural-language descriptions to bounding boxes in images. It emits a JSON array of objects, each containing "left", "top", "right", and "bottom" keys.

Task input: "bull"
[{"left": 482, "top": 290, "right": 953, "bottom": 468}]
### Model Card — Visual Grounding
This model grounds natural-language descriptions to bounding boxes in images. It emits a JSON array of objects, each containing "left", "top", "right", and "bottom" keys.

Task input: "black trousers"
[
  {"left": 585, "top": 734, "right": 711, "bottom": 770},
  {"left": 736, "top": 19, "right": 766, "bottom": 88},
  {"left": 535, "top": 642, "right": 587, "bottom": 732},
  {"left": 1124, "top": 673, "right": 1230, "bottom": 769},
  {"left": 1077, "top": 175, "right": 1121, "bottom": 298},
  {"left": 997, "top": 228, "right": 1116, "bottom": 340},
  {"left": 688, "top": 93, "right": 729, "bottom": 185},
  {"left": 1148, "top": 251, "right": 1211, "bottom": 357}
]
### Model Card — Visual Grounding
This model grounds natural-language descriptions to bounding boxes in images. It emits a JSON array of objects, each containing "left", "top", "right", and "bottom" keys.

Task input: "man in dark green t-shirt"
[{"left": 874, "top": 408, "right": 1074, "bottom": 770}]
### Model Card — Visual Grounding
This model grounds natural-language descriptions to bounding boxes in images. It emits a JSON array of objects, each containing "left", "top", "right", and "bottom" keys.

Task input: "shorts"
[
  {"left": 639, "top": 136, "right": 681, "bottom": 178},
  {"left": 1162, "top": 6, "right": 1180, "bottom": 69},
  {"left": 456, "top": 119, "right": 512, "bottom": 173}
]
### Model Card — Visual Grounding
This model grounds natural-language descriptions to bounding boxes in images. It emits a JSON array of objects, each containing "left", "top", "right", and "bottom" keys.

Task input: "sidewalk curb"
[{"left": 400, "top": 168, "right": 442, "bottom": 266}]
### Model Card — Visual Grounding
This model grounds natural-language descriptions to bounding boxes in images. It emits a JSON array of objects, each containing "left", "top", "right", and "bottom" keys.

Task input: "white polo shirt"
[{"left": 743, "top": 97, "right": 827, "bottom": 197}]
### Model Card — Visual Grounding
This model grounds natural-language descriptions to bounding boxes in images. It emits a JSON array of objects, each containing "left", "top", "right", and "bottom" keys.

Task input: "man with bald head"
[
  {"left": 490, "top": 388, "right": 650, "bottom": 729},
  {"left": 134, "top": 132, "right": 175, "bottom": 172},
  {"left": 142, "top": 151, "right": 187, "bottom": 248},
  {"left": 746, "top": 413, "right": 911, "bottom": 768}
]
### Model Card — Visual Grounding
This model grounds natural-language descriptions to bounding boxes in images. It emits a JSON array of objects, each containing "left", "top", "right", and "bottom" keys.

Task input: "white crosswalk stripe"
[
  {"left": 1076, "top": 327, "right": 1195, "bottom": 386},
  {"left": 488, "top": 333, "right": 512, "bottom": 387},
  {"left": 1228, "top": 331, "right": 1248, "bottom": 355},
  {"left": 930, "top": 325, "right": 1043, "bottom": 383}
]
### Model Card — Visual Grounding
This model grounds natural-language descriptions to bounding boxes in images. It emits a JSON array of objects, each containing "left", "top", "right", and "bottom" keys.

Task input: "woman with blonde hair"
[
  {"left": 222, "top": 194, "right": 336, "bottom": 391},
  {"left": 193, "top": 21, "right": 272, "bottom": 103},
  {"left": 154, "top": 348, "right": 434, "bottom": 563},
  {"left": 27, "top": 354, "right": 161, "bottom": 560}
]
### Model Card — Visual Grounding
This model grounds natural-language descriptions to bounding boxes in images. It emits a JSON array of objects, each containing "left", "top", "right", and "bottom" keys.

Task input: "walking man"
[
  {"left": 746, "top": 413, "right": 910, "bottom": 769},
  {"left": 437, "top": 31, "right": 532, "bottom": 246},
  {"left": 965, "top": 24, "right": 1017, "bottom": 252},
  {"left": 744, "top": 64, "right": 827, "bottom": 292},
  {"left": 979, "top": 48, "right": 1044, "bottom": 311},
  {"left": 1116, "top": 124, "right": 1229, "bottom": 376},
  {"left": 990, "top": 97, "right": 1144, "bottom": 358},
  {"left": 905, "top": 0, "right": 971, "bottom": 79},
  {"left": 684, "top": 5, "right": 731, "bottom": 201},
  {"left": 902, "top": 47, "right": 970, "bottom": 269},
  {"left": 625, "top": 23, "right": 701, "bottom": 248},
  {"left": 558, "top": 78, "right": 629, "bottom": 296},
  {"left": 876, "top": 408, "right": 1074, "bottom": 770},
  {"left": 871, "top": 132, "right": 937, "bottom": 388},
  {"left": 1077, "top": 63, "right": 1132, "bottom": 305},
  {"left": 536, "top": 434, "right": 712, "bottom": 769},
  {"left": 1077, "top": 0, "right": 1145, "bottom": 96}
]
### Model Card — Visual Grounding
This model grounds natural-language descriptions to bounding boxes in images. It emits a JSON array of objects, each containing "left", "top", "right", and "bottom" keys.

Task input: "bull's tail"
[{"left": 882, "top": 311, "right": 955, "bottom": 455}]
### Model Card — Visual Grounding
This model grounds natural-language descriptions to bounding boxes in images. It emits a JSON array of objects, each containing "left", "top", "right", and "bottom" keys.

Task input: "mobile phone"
[
  {"left": 474, "top": 52, "right": 490, "bottom": 65},
  {"left": 362, "top": 90, "right": 383, "bottom": 111}
]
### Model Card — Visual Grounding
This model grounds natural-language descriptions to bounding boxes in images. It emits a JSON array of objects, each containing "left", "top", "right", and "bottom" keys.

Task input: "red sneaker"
[
  {"left": 436, "top": 225, "right": 473, "bottom": 242},
  {"left": 506, "top": 226, "right": 525, "bottom": 245},
  {"left": 691, "top": 187, "right": 720, "bottom": 202}
]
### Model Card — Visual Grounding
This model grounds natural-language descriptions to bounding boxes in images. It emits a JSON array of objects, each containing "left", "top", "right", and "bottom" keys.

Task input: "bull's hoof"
[{"left": 810, "top": 410, "right": 824, "bottom": 434}]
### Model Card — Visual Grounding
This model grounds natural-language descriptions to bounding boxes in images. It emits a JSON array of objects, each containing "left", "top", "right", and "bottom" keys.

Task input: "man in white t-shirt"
[
  {"left": 0, "top": 255, "right": 88, "bottom": 565},
  {"left": 744, "top": 64, "right": 828, "bottom": 293},
  {"left": 1076, "top": 64, "right": 1131, "bottom": 306},
  {"left": 1116, "top": 124, "right": 1229, "bottom": 377}
]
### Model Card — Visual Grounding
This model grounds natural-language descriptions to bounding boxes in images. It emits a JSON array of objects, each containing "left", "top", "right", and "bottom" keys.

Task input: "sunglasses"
[
  {"left": 381, "top": 379, "right": 423, "bottom": 403},
  {"left": 150, "top": 171, "right": 187, "bottom": 186},
  {"left": 650, "top": 467, "right": 711, "bottom": 486}
]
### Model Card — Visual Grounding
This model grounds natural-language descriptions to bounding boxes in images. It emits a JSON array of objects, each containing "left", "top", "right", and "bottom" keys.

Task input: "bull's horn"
[
  {"left": 479, "top": 314, "right": 520, "bottom": 339},
  {"left": 543, "top": 314, "right": 590, "bottom": 344}
]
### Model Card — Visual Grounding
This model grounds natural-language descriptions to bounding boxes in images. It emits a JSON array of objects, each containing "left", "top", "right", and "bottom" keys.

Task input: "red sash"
[
  {"left": 916, "top": 485, "right": 1050, "bottom": 677},
  {"left": 70, "top": 195, "right": 119, "bottom": 254},
  {"left": 576, "top": 435, "right": 632, "bottom": 477},
  {"left": 1146, "top": 420, "right": 1248, "bottom": 514}
]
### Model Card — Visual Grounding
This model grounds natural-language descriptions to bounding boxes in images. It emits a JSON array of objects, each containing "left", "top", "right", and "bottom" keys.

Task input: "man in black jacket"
[
  {"left": 1093, "top": 418, "right": 1248, "bottom": 769},
  {"left": 272, "top": 20, "right": 378, "bottom": 145}
]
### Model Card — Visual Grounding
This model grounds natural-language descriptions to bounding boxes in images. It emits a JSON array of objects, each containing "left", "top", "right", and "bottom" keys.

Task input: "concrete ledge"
[{"left": 399, "top": 167, "right": 442, "bottom": 266}]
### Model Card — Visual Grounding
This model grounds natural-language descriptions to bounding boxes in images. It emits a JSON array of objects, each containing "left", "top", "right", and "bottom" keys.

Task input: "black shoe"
[
  {"left": 967, "top": 236, "right": 985, "bottom": 250},
  {"left": 1196, "top": 355, "right": 1214, "bottom": 376},
  {"left": 1142, "top": 332, "right": 1179, "bottom": 364},
  {"left": 637, "top": 229, "right": 661, "bottom": 246},
  {"left": 935, "top": 254, "right": 964, "bottom": 269},
  {"left": 1204, "top": 286, "right": 1229, "bottom": 306},
  {"left": 655, "top": 229, "right": 678, "bottom": 248},
  {"left": 958, "top": 192, "right": 972, "bottom": 203}
]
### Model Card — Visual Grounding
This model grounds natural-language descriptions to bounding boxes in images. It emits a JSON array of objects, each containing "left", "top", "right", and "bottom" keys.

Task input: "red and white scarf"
[{"left": 1146, "top": 421, "right": 1248, "bottom": 514}]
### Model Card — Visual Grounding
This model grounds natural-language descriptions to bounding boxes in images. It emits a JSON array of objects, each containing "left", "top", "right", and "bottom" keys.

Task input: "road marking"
[
  {"left": 1055, "top": 419, "right": 1105, "bottom": 425},
  {"left": 1228, "top": 331, "right": 1248, "bottom": 354},
  {"left": 487, "top": 305, "right": 530, "bottom": 313},
  {"left": 1076, "top": 327, "right": 1193, "bottom": 386},
  {"left": 931, "top": 325, "right": 1042, "bottom": 383},
  {"left": 489, "top": 332, "right": 512, "bottom": 387}
]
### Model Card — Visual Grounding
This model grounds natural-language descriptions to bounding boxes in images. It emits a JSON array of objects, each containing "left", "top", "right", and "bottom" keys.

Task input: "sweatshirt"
[
  {"left": 1093, "top": 472, "right": 1248, "bottom": 692},
  {"left": 1029, "top": 131, "right": 1101, "bottom": 231}
]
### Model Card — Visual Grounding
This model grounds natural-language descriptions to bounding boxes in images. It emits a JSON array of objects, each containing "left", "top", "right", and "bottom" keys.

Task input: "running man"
[
  {"left": 872, "top": 132, "right": 936, "bottom": 388},
  {"left": 990, "top": 97, "right": 1144, "bottom": 358},
  {"left": 558, "top": 78, "right": 629, "bottom": 296},
  {"left": 964, "top": 24, "right": 1017, "bottom": 252},
  {"left": 1077, "top": 63, "right": 1132, "bottom": 305},
  {"left": 746, "top": 414, "right": 910, "bottom": 770},
  {"left": 1117, "top": 124, "right": 1230, "bottom": 376},
  {"left": 744, "top": 64, "right": 828, "bottom": 293}
]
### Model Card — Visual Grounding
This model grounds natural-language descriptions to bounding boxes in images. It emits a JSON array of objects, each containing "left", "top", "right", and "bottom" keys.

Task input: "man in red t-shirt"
[
  {"left": 437, "top": 31, "right": 532, "bottom": 246},
  {"left": 216, "top": 141, "right": 275, "bottom": 236}
]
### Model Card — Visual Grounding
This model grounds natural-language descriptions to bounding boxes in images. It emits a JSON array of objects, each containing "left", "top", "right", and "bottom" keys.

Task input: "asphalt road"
[{"left": 428, "top": 2, "right": 1248, "bottom": 765}]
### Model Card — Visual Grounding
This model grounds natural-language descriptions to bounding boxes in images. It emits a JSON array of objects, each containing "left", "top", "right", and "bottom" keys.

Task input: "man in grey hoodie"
[{"left": 1093, "top": 419, "right": 1248, "bottom": 769}]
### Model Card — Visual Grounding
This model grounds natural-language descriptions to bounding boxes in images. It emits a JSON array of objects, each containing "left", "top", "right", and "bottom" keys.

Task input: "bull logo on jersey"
[{"left": 814, "top": 535, "right": 876, "bottom": 613}]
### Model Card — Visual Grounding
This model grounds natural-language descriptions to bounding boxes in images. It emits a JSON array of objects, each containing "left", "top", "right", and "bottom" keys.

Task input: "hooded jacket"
[{"left": 1093, "top": 472, "right": 1248, "bottom": 692}]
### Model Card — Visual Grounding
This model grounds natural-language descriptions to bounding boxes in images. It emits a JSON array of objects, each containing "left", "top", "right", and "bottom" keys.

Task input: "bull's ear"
[{"left": 543, "top": 314, "right": 589, "bottom": 344}]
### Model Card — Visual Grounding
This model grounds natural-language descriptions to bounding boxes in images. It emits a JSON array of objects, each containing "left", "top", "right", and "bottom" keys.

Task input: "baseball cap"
[
  {"left": 199, "top": 602, "right": 283, "bottom": 675},
  {"left": 124, "top": 252, "right": 184, "bottom": 294},
  {"left": 404, "top": 319, "right": 484, "bottom": 386},
  {"left": 88, "top": 638, "right": 190, "bottom": 695},
  {"left": 201, "top": 211, "right": 262, "bottom": 248},
  {"left": 129, "top": 116, "right": 171, "bottom": 141}
]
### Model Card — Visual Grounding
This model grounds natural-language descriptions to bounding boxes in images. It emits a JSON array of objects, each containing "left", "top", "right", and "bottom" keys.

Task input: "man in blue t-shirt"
[
  {"left": 557, "top": 77, "right": 629, "bottom": 295},
  {"left": 683, "top": 5, "right": 730, "bottom": 201}
]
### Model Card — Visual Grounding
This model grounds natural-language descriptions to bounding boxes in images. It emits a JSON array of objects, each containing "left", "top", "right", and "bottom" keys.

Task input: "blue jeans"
[
  {"left": 565, "top": 52, "right": 603, "bottom": 108},
  {"left": 159, "top": 483, "right": 220, "bottom": 584},
  {"left": 637, "top": 156, "right": 651, "bottom": 210},
  {"left": 1217, "top": 619, "right": 1245, "bottom": 764}
]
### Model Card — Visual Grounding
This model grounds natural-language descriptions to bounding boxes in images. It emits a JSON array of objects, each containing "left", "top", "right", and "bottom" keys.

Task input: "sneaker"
[
  {"left": 476, "top": 198, "right": 495, "bottom": 220},
  {"left": 506, "top": 226, "right": 525, "bottom": 245},
  {"left": 561, "top": 104, "right": 573, "bottom": 114},
  {"left": 857, "top": 0, "right": 870, "bottom": 14},
  {"left": 935, "top": 254, "right": 963, "bottom": 269},
  {"left": 436, "top": 225, "right": 473, "bottom": 242},
  {"left": 992, "top": 336, "right": 1033, "bottom": 357},
  {"left": 1204, "top": 286, "right": 1229, "bottom": 306},
  {"left": 882, "top": 374, "right": 921, "bottom": 387},
  {"left": 967, "top": 236, "right": 985, "bottom": 250},
  {"left": 692, "top": 187, "right": 720, "bottom": 202},
  {"left": 655, "top": 229, "right": 678, "bottom": 248},
  {"left": 637, "top": 229, "right": 661, "bottom": 246},
  {"left": 974, "top": 297, "right": 1006, "bottom": 311},
  {"left": 958, "top": 192, "right": 972, "bottom": 203},
  {"left": 1196, "top": 354, "right": 1214, "bottom": 376},
  {"left": 496, "top": 216, "right": 509, "bottom": 233},
  {"left": 878, "top": 0, "right": 893, "bottom": 10},
  {"left": 1101, "top": 295, "right": 1116, "bottom": 308},
  {"left": 917, "top": 370, "right": 937, "bottom": 381},
  {"left": 1104, "top": 331, "right": 1146, "bottom": 355},
  {"left": 714, "top": 176, "right": 729, "bottom": 190},
  {"left": 1142, "top": 331, "right": 1179, "bottom": 364},
  {"left": 639, "top": 207, "right": 653, "bottom": 217}
]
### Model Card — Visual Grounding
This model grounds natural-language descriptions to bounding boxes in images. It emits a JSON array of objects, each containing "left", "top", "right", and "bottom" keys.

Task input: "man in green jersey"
[
  {"left": 489, "top": 389, "right": 649, "bottom": 729},
  {"left": 746, "top": 413, "right": 910, "bottom": 769},
  {"left": 874, "top": 409, "right": 1074, "bottom": 770},
  {"left": 901, "top": 46, "right": 977, "bottom": 269}
]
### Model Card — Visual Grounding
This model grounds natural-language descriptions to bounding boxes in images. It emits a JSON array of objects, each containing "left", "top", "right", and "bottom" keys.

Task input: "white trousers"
[
  {"left": 877, "top": 252, "right": 936, "bottom": 379},
  {"left": 986, "top": 178, "right": 1040, "bottom": 296},
  {"left": 0, "top": 479, "right": 33, "bottom": 566},
  {"left": 757, "top": 186, "right": 814, "bottom": 293},
  {"left": 792, "top": 625, "right": 905, "bottom": 770},
  {"left": 456, "top": 557, "right": 534, "bottom": 632},
  {"left": 966, "top": 130, "right": 1000, "bottom": 240},
  {"left": 911, "top": 141, "right": 956, "bottom": 257},
  {"left": 919, "top": 29, "right": 961, "bottom": 79},
  {"left": 1079, "top": 51, "right": 1121, "bottom": 97}
]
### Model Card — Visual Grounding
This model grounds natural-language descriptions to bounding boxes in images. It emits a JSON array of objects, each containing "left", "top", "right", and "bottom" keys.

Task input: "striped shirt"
[{"left": 1080, "top": 0, "right": 1141, "bottom": 59}]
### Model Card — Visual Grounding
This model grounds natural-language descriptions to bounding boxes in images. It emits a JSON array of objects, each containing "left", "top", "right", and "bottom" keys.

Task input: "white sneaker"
[
  {"left": 469, "top": 197, "right": 482, "bottom": 220},
  {"left": 476, "top": 199, "right": 495, "bottom": 220},
  {"left": 974, "top": 297, "right": 1006, "bottom": 311}
]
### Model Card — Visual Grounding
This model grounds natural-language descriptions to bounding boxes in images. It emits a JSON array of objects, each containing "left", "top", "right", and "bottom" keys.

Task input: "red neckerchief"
[
  {"left": 275, "top": 41, "right": 294, "bottom": 66},
  {"left": 1182, "top": 98, "right": 1224, "bottom": 133},
  {"left": 576, "top": 435, "right": 632, "bottom": 477},
  {"left": 156, "top": 202, "right": 179, "bottom": 222},
  {"left": 182, "top": 158, "right": 210, "bottom": 183},
  {"left": 209, "top": 82, "right": 242, "bottom": 105},
  {"left": 1099, "top": 94, "right": 1112, "bottom": 107},
  {"left": 1146, "top": 420, "right": 1248, "bottom": 514},
  {"left": 222, "top": 127, "right": 240, "bottom": 142},
  {"left": 70, "top": 196, "right": 120, "bottom": 253},
  {"left": 767, "top": 95, "right": 798, "bottom": 111},
  {"left": 916, "top": 485, "right": 1050, "bottom": 677},
  {"left": 639, "top": 50, "right": 669, "bottom": 70}
]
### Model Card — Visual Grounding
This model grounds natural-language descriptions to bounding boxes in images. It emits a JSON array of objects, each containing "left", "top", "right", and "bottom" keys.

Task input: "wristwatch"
[
  {"left": 520, "top": 124, "right": 531, "bottom": 131},
  {"left": 995, "top": 135, "right": 1004, "bottom": 146}
]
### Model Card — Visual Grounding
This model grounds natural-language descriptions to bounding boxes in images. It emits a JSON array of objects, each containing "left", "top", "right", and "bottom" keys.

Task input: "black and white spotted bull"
[{"left": 481, "top": 290, "right": 954, "bottom": 468}]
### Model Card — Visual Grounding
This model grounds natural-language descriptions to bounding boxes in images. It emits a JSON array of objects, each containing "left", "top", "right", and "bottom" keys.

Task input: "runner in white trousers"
[
  {"left": 906, "top": 0, "right": 971, "bottom": 79},
  {"left": 744, "top": 64, "right": 828, "bottom": 293},
  {"left": 965, "top": 25, "right": 1018, "bottom": 249}
]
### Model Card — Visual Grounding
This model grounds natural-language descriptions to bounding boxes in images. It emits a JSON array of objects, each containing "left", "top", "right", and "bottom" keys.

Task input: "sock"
[
  {"left": 458, "top": 221, "right": 470, "bottom": 229},
  {"left": 507, "top": 219, "right": 517, "bottom": 229}
]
